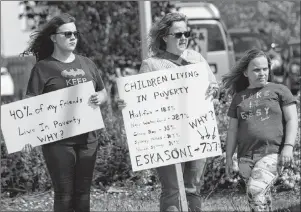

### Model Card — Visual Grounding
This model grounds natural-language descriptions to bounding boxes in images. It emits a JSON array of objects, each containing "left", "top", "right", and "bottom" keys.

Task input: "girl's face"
[
  {"left": 244, "top": 56, "right": 269, "bottom": 88},
  {"left": 164, "top": 21, "right": 189, "bottom": 55},
  {"left": 52, "top": 22, "right": 78, "bottom": 53}
]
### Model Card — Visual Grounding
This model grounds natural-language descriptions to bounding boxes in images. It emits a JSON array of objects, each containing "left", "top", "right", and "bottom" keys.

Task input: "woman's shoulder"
[
  {"left": 266, "top": 82, "right": 294, "bottom": 96},
  {"left": 266, "top": 82, "right": 290, "bottom": 91},
  {"left": 32, "top": 57, "right": 55, "bottom": 70},
  {"left": 76, "top": 54, "right": 93, "bottom": 64},
  {"left": 183, "top": 49, "right": 206, "bottom": 63},
  {"left": 76, "top": 54, "right": 99, "bottom": 70},
  {"left": 140, "top": 55, "right": 173, "bottom": 73},
  {"left": 140, "top": 57, "right": 155, "bottom": 73},
  {"left": 142, "top": 56, "right": 164, "bottom": 64},
  {"left": 141, "top": 56, "right": 166, "bottom": 67}
]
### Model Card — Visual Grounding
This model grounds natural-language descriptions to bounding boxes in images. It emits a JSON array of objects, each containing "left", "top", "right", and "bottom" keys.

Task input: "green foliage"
[
  {"left": 1, "top": 143, "right": 52, "bottom": 197},
  {"left": 1, "top": 1, "right": 300, "bottom": 196},
  {"left": 19, "top": 0, "right": 300, "bottom": 107},
  {"left": 207, "top": 1, "right": 300, "bottom": 44},
  {"left": 1, "top": 95, "right": 300, "bottom": 196}
]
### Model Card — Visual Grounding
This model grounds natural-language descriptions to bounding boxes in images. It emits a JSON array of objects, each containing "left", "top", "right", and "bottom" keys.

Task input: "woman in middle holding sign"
[{"left": 120, "top": 12, "right": 219, "bottom": 212}]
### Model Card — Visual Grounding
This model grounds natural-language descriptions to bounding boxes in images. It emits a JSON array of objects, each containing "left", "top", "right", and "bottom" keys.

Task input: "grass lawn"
[{"left": 1, "top": 186, "right": 300, "bottom": 211}]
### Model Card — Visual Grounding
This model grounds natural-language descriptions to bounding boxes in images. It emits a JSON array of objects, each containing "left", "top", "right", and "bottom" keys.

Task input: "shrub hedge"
[{"left": 1, "top": 93, "right": 300, "bottom": 197}]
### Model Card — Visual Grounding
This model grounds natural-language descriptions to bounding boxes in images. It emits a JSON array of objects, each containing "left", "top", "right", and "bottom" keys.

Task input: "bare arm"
[
  {"left": 225, "top": 117, "right": 239, "bottom": 177},
  {"left": 226, "top": 118, "right": 239, "bottom": 160},
  {"left": 279, "top": 103, "right": 298, "bottom": 168},
  {"left": 282, "top": 103, "right": 298, "bottom": 147}
]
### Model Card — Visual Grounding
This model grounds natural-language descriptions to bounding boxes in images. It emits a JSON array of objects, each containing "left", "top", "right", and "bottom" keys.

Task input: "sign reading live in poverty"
[
  {"left": 116, "top": 63, "right": 222, "bottom": 172},
  {"left": 1, "top": 81, "right": 105, "bottom": 154}
]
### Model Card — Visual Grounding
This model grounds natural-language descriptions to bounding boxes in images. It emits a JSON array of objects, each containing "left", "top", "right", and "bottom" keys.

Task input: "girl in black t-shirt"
[
  {"left": 222, "top": 48, "right": 298, "bottom": 212},
  {"left": 22, "top": 13, "right": 107, "bottom": 212}
]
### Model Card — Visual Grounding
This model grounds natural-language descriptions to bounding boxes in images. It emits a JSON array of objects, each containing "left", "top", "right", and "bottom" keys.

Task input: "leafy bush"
[
  {"left": 2, "top": 1, "right": 300, "bottom": 197},
  {"left": 1, "top": 143, "right": 51, "bottom": 197},
  {"left": 1, "top": 91, "right": 300, "bottom": 197},
  {"left": 1, "top": 93, "right": 300, "bottom": 196}
]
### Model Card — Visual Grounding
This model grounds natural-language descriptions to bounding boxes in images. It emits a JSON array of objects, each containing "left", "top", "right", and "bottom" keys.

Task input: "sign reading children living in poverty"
[
  {"left": 1, "top": 81, "right": 105, "bottom": 154},
  {"left": 116, "top": 63, "right": 222, "bottom": 172}
]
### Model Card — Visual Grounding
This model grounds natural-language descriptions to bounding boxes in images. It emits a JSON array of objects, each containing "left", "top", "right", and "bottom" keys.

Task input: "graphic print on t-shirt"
[
  {"left": 239, "top": 90, "right": 271, "bottom": 122},
  {"left": 61, "top": 69, "right": 85, "bottom": 77},
  {"left": 61, "top": 68, "right": 88, "bottom": 86}
]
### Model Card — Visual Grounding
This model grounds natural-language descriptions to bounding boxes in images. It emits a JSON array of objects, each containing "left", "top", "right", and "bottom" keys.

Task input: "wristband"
[{"left": 284, "top": 143, "right": 294, "bottom": 148}]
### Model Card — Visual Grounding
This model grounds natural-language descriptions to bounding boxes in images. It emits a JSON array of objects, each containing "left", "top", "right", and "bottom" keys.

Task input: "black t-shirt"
[
  {"left": 26, "top": 54, "right": 105, "bottom": 144},
  {"left": 227, "top": 83, "right": 297, "bottom": 158}
]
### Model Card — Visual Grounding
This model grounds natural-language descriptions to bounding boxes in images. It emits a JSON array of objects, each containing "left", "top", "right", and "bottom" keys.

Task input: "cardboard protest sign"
[
  {"left": 116, "top": 63, "right": 222, "bottom": 171},
  {"left": 1, "top": 81, "right": 104, "bottom": 154}
]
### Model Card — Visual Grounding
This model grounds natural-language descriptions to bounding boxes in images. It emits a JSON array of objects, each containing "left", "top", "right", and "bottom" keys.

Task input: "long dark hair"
[
  {"left": 22, "top": 13, "right": 76, "bottom": 61},
  {"left": 148, "top": 13, "right": 188, "bottom": 56},
  {"left": 222, "top": 48, "right": 273, "bottom": 96}
]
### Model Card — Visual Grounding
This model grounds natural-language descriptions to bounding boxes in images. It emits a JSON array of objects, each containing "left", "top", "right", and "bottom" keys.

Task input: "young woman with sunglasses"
[
  {"left": 118, "top": 12, "right": 218, "bottom": 212},
  {"left": 22, "top": 13, "right": 107, "bottom": 212}
]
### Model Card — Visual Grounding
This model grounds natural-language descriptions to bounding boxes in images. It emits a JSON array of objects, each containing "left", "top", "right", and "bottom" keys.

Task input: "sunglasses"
[
  {"left": 167, "top": 31, "right": 191, "bottom": 39},
  {"left": 54, "top": 31, "right": 80, "bottom": 39}
]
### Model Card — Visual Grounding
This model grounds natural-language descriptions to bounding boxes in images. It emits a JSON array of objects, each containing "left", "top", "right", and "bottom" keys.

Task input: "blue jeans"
[
  {"left": 156, "top": 158, "right": 206, "bottom": 212},
  {"left": 42, "top": 140, "right": 98, "bottom": 212}
]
